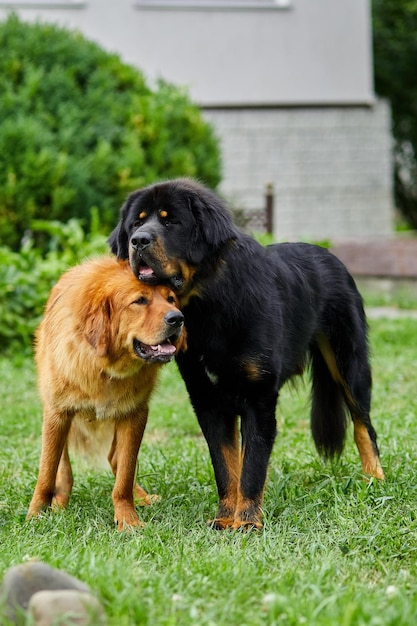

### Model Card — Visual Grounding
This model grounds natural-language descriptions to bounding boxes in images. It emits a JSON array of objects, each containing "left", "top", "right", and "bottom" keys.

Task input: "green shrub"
[
  {"left": 0, "top": 14, "right": 221, "bottom": 249},
  {"left": 0, "top": 215, "right": 108, "bottom": 354},
  {"left": 373, "top": 0, "right": 417, "bottom": 230}
]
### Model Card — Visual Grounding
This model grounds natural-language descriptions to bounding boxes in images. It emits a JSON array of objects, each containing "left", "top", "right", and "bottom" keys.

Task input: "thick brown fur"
[
  {"left": 109, "top": 178, "right": 385, "bottom": 531},
  {"left": 27, "top": 256, "right": 185, "bottom": 530}
]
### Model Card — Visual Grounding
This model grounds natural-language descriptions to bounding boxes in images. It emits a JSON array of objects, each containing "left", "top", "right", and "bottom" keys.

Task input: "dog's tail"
[
  {"left": 310, "top": 345, "right": 349, "bottom": 458},
  {"left": 68, "top": 418, "right": 114, "bottom": 468}
]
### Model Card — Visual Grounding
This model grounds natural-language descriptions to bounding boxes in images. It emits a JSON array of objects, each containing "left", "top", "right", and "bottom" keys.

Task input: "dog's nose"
[
  {"left": 130, "top": 231, "right": 153, "bottom": 250},
  {"left": 164, "top": 310, "right": 184, "bottom": 329}
]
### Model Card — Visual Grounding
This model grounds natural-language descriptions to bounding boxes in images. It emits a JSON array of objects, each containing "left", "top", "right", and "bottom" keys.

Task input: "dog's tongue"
[
  {"left": 139, "top": 265, "right": 154, "bottom": 277},
  {"left": 151, "top": 343, "right": 176, "bottom": 356}
]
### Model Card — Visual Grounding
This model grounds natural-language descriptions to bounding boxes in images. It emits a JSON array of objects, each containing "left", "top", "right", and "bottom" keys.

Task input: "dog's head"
[
  {"left": 108, "top": 178, "right": 238, "bottom": 295},
  {"left": 79, "top": 258, "right": 186, "bottom": 372}
]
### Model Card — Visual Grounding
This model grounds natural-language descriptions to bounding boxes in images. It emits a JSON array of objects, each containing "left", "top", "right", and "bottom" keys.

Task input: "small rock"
[
  {"left": 0, "top": 561, "right": 91, "bottom": 624},
  {"left": 28, "top": 589, "right": 107, "bottom": 625}
]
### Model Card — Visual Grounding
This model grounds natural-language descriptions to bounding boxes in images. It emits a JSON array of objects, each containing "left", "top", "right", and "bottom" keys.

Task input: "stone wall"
[{"left": 204, "top": 100, "right": 395, "bottom": 241}]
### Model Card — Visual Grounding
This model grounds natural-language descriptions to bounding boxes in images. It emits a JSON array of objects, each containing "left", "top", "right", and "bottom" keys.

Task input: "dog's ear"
[
  {"left": 108, "top": 190, "right": 143, "bottom": 259},
  {"left": 187, "top": 186, "right": 237, "bottom": 264},
  {"left": 84, "top": 299, "right": 112, "bottom": 357},
  {"left": 108, "top": 221, "right": 128, "bottom": 259}
]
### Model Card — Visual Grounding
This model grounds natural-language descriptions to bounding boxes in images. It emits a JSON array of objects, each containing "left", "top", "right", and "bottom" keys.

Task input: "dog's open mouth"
[
  {"left": 136, "top": 260, "right": 158, "bottom": 284},
  {"left": 133, "top": 338, "right": 176, "bottom": 363},
  {"left": 137, "top": 260, "right": 184, "bottom": 291},
  {"left": 138, "top": 262, "right": 155, "bottom": 279}
]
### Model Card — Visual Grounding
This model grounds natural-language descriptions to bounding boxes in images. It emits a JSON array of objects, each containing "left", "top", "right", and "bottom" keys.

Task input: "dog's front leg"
[
  {"left": 233, "top": 398, "right": 277, "bottom": 530},
  {"left": 112, "top": 408, "right": 148, "bottom": 531},
  {"left": 27, "top": 409, "right": 73, "bottom": 518},
  {"left": 205, "top": 414, "right": 241, "bottom": 530},
  {"left": 108, "top": 430, "right": 155, "bottom": 506}
]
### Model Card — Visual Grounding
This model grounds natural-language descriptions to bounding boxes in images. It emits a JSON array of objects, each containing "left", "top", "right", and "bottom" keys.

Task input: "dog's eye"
[
  {"left": 160, "top": 214, "right": 178, "bottom": 227},
  {"left": 133, "top": 211, "right": 148, "bottom": 229},
  {"left": 134, "top": 296, "right": 148, "bottom": 305},
  {"left": 167, "top": 295, "right": 176, "bottom": 304}
]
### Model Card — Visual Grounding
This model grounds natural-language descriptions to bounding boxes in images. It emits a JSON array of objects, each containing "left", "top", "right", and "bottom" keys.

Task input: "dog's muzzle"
[
  {"left": 128, "top": 229, "right": 185, "bottom": 292},
  {"left": 133, "top": 310, "right": 184, "bottom": 364}
]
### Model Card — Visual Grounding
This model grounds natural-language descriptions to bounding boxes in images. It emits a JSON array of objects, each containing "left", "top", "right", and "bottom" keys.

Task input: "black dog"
[{"left": 109, "top": 178, "right": 385, "bottom": 530}]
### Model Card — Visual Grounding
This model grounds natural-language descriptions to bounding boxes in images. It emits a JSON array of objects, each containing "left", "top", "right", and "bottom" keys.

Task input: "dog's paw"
[
  {"left": 231, "top": 519, "right": 263, "bottom": 532},
  {"left": 51, "top": 492, "right": 70, "bottom": 510},
  {"left": 26, "top": 498, "right": 51, "bottom": 520},
  {"left": 133, "top": 484, "right": 160, "bottom": 506},
  {"left": 114, "top": 504, "right": 144, "bottom": 532},
  {"left": 206, "top": 517, "right": 234, "bottom": 530}
]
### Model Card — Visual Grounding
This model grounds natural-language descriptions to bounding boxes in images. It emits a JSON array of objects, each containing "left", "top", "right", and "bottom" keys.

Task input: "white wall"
[
  {"left": 0, "top": 0, "right": 374, "bottom": 106},
  {"left": 204, "top": 101, "right": 394, "bottom": 240}
]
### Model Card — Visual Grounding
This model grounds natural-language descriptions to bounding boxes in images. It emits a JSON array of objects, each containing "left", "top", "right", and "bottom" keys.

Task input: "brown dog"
[{"left": 27, "top": 256, "right": 185, "bottom": 530}]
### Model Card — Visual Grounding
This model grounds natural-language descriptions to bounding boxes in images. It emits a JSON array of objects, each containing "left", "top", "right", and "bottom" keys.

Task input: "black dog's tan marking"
[{"left": 109, "top": 178, "right": 385, "bottom": 530}]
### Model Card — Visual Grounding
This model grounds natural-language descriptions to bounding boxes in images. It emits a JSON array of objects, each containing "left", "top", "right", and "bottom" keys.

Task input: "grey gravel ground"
[{"left": 366, "top": 307, "right": 417, "bottom": 319}]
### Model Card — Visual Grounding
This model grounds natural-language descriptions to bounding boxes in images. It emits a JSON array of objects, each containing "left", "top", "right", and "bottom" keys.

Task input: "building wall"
[
  {"left": 204, "top": 101, "right": 394, "bottom": 240},
  {"left": 0, "top": 0, "right": 373, "bottom": 106}
]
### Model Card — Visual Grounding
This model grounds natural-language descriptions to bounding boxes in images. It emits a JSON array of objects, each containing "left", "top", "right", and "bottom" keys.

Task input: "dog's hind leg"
[
  {"left": 51, "top": 442, "right": 73, "bottom": 509},
  {"left": 27, "top": 410, "right": 73, "bottom": 518}
]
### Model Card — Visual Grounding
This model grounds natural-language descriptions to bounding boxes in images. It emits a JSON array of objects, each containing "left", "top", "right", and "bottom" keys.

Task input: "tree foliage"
[
  {"left": 0, "top": 14, "right": 221, "bottom": 248},
  {"left": 373, "top": 0, "right": 417, "bottom": 228}
]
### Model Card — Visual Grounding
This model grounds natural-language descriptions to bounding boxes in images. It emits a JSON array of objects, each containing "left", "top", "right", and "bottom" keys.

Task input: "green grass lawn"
[{"left": 1, "top": 316, "right": 417, "bottom": 625}]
